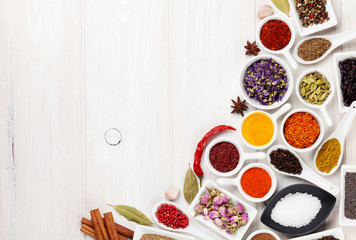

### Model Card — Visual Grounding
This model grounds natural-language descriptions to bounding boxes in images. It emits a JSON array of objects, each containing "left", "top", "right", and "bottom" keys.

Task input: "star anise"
[
  {"left": 244, "top": 41, "right": 260, "bottom": 56},
  {"left": 231, "top": 97, "right": 248, "bottom": 116}
]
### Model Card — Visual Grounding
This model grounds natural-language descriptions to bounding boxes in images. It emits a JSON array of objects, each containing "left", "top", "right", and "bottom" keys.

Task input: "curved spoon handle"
[
  {"left": 331, "top": 29, "right": 356, "bottom": 48},
  {"left": 302, "top": 171, "right": 339, "bottom": 195},
  {"left": 216, "top": 178, "right": 237, "bottom": 187},
  {"left": 188, "top": 220, "right": 224, "bottom": 240},
  {"left": 332, "top": 101, "right": 356, "bottom": 141},
  {"left": 283, "top": 51, "right": 298, "bottom": 70},
  {"left": 244, "top": 152, "right": 266, "bottom": 160},
  {"left": 271, "top": 103, "right": 291, "bottom": 120},
  {"left": 320, "top": 106, "right": 333, "bottom": 127}
]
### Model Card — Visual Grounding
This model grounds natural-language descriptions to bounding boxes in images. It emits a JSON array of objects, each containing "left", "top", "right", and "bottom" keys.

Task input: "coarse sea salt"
[{"left": 271, "top": 192, "right": 321, "bottom": 228}]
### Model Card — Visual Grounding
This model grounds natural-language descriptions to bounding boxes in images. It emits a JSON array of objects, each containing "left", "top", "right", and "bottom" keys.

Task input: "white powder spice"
[{"left": 271, "top": 192, "right": 322, "bottom": 228}]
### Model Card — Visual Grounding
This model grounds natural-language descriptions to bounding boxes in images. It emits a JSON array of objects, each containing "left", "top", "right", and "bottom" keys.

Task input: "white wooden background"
[{"left": 1, "top": 0, "right": 356, "bottom": 239}]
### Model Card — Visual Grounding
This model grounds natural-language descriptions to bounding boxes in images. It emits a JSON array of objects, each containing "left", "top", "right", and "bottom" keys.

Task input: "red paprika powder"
[
  {"left": 260, "top": 20, "right": 291, "bottom": 51},
  {"left": 241, "top": 167, "right": 271, "bottom": 198}
]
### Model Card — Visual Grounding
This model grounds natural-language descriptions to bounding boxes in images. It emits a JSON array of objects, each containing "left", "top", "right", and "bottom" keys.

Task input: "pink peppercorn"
[{"left": 155, "top": 204, "right": 189, "bottom": 229}]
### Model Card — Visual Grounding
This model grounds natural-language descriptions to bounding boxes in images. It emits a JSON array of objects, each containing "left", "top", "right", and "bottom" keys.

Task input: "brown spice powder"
[
  {"left": 252, "top": 233, "right": 276, "bottom": 240},
  {"left": 141, "top": 234, "right": 176, "bottom": 240},
  {"left": 298, "top": 38, "right": 332, "bottom": 61}
]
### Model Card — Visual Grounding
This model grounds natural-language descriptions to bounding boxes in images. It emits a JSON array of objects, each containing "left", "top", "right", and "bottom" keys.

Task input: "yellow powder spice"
[
  {"left": 242, "top": 113, "right": 274, "bottom": 146},
  {"left": 316, "top": 138, "right": 341, "bottom": 173}
]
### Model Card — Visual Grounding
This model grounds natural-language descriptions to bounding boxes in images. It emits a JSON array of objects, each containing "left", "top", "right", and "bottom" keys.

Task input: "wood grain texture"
[{"left": 1, "top": 0, "right": 356, "bottom": 239}]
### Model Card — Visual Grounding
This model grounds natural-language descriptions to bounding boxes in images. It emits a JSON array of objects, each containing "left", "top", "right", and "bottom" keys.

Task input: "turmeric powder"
[{"left": 316, "top": 138, "right": 341, "bottom": 173}]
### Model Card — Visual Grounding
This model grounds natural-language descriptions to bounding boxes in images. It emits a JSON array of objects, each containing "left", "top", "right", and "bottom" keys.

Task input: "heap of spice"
[
  {"left": 297, "top": 38, "right": 332, "bottom": 61},
  {"left": 270, "top": 148, "right": 303, "bottom": 175},
  {"left": 252, "top": 233, "right": 276, "bottom": 240},
  {"left": 315, "top": 236, "right": 339, "bottom": 240},
  {"left": 241, "top": 167, "right": 272, "bottom": 198},
  {"left": 271, "top": 192, "right": 321, "bottom": 228},
  {"left": 242, "top": 113, "right": 274, "bottom": 147},
  {"left": 345, "top": 172, "right": 356, "bottom": 220},
  {"left": 243, "top": 58, "right": 288, "bottom": 105},
  {"left": 141, "top": 235, "right": 176, "bottom": 240},
  {"left": 339, "top": 58, "right": 356, "bottom": 107},
  {"left": 194, "top": 188, "right": 248, "bottom": 234},
  {"left": 299, "top": 72, "right": 331, "bottom": 105},
  {"left": 294, "top": 0, "right": 330, "bottom": 27},
  {"left": 155, "top": 204, "right": 189, "bottom": 229},
  {"left": 283, "top": 112, "right": 320, "bottom": 149},
  {"left": 260, "top": 20, "right": 291, "bottom": 51},
  {"left": 315, "top": 138, "right": 341, "bottom": 173},
  {"left": 209, "top": 141, "right": 240, "bottom": 173}
]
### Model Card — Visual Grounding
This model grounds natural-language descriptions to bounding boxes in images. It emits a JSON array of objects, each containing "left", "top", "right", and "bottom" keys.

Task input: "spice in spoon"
[
  {"left": 241, "top": 167, "right": 272, "bottom": 198},
  {"left": 316, "top": 138, "right": 341, "bottom": 173},
  {"left": 299, "top": 72, "right": 331, "bottom": 105},
  {"left": 260, "top": 20, "right": 291, "bottom": 51},
  {"left": 297, "top": 38, "right": 332, "bottom": 61},
  {"left": 252, "top": 233, "right": 276, "bottom": 240},
  {"left": 270, "top": 148, "right": 302, "bottom": 175},
  {"left": 141, "top": 235, "right": 176, "bottom": 240}
]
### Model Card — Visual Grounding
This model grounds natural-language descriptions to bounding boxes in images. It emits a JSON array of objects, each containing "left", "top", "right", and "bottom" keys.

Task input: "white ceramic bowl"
[
  {"left": 187, "top": 180, "right": 258, "bottom": 240},
  {"left": 295, "top": 69, "right": 335, "bottom": 127},
  {"left": 246, "top": 229, "right": 281, "bottom": 240},
  {"left": 288, "top": 0, "right": 338, "bottom": 36},
  {"left": 288, "top": 227, "right": 344, "bottom": 240},
  {"left": 133, "top": 225, "right": 196, "bottom": 240},
  {"left": 204, "top": 137, "right": 266, "bottom": 177},
  {"left": 240, "top": 104, "right": 291, "bottom": 150},
  {"left": 281, "top": 108, "right": 324, "bottom": 153},
  {"left": 236, "top": 163, "right": 277, "bottom": 203},
  {"left": 339, "top": 165, "right": 356, "bottom": 226},
  {"left": 256, "top": 15, "right": 298, "bottom": 69},
  {"left": 333, "top": 51, "right": 356, "bottom": 113},
  {"left": 239, "top": 55, "right": 294, "bottom": 110}
]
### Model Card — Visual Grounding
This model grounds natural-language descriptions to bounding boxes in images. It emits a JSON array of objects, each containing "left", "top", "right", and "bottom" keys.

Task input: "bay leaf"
[
  {"left": 183, "top": 164, "right": 199, "bottom": 205},
  {"left": 271, "top": 0, "right": 290, "bottom": 17},
  {"left": 109, "top": 204, "right": 153, "bottom": 225}
]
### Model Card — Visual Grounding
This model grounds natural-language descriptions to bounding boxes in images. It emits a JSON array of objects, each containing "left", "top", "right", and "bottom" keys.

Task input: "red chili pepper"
[{"left": 193, "top": 125, "right": 236, "bottom": 186}]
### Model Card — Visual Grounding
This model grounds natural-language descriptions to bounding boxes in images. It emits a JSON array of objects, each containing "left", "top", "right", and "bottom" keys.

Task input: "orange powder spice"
[
  {"left": 283, "top": 112, "right": 320, "bottom": 149},
  {"left": 241, "top": 167, "right": 272, "bottom": 198}
]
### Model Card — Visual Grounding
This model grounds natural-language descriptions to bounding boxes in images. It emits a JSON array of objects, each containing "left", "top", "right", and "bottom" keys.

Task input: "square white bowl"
[
  {"left": 289, "top": 0, "right": 338, "bottom": 36},
  {"left": 288, "top": 227, "right": 344, "bottom": 240},
  {"left": 339, "top": 165, "right": 356, "bottom": 226},
  {"left": 333, "top": 51, "right": 356, "bottom": 113},
  {"left": 187, "top": 180, "right": 258, "bottom": 240},
  {"left": 133, "top": 225, "right": 196, "bottom": 240}
]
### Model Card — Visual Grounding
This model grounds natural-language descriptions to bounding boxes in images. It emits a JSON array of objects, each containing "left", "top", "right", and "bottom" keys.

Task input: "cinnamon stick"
[
  {"left": 104, "top": 212, "right": 119, "bottom": 240},
  {"left": 81, "top": 217, "right": 134, "bottom": 239},
  {"left": 80, "top": 226, "right": 97, "bottom": 239},
  {"left": 90, "top": 209, "right": 109, "bottom": 240},
  {"left": 82, "top": 224, "right": 96, "bottom": 235}
]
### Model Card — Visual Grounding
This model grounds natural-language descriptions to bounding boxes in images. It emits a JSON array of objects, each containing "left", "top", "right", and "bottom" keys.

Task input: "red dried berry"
[{"left": 155, "top": 204, "right": 189, "bottom": 229}]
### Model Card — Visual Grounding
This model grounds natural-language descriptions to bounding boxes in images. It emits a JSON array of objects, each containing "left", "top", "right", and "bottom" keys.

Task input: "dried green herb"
[
  {"left": 271, "top": 0, "right": 290, "bottom": 17},
  {"left": 109, "top": 204, "right": 153, "bottom": 225},
  {"left": 183, "top": 165, "right": 199, "bottom": 204}
]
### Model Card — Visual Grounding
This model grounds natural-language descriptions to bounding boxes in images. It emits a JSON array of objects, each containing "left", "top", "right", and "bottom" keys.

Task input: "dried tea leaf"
[
  {"left": 183, "top": 165, "right": 199, "bottom": 205},
  {"left": 271, "top": 0, "right": 290, "bottom": 17},
  {"left": 109, "top": 205, "right": 153, "bottom": 225}
]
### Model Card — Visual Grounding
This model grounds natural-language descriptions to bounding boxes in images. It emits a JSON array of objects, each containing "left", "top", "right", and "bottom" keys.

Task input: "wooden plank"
[
  {"left": 84, "top": 0, "right": 170, "bottom": 230},
  {"left": 0, "top": 0, "right": 84, "bottom": 239}
]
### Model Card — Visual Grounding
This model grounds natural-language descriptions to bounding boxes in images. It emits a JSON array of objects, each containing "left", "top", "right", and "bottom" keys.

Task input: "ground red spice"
[
  {"left": 209, "top": 142, "right": 239, "bottom": 173},
  {"left": 241, "top": 167, "right": 271, "bottom": 198},
  {"left": 260, "top": 20, "right": 291, "bottom": 51}
]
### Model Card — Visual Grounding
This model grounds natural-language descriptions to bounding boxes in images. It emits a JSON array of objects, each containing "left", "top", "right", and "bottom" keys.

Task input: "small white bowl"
[
  {"left": 240, "top": 104, "right": 291, "bottom": 150},
  {"left": 246, "top": 229, "right": 281, "bottom": 240},
  {"left": 133, "top": 226, "right": 196, "bottom": 240},
  {"left": 205, "top": 137, "right": 266, "bottom": 177},
  {"left": 239, "top": 55, "right": 294, "bottom": 110},
  {"left": 339, "top": 165, "right": 356, "bottom": 226},
  {"left": 217, "top": 163, "right": 277, "bottom": 203},
  {"left": 257, "top": 15, "right": 298, "bottom": 69},
  {"left": 288, "top": 227, "right": 344, "bottom": 240},
  {"left": 333, "top": 51, "right": 356, "bottom": 113},
  {"left": 280, "top": 108, "right": 324, "bottom": 153},
  {"left": 187, "top": 180, "right": 258, "bottom": 240},
  {"left": 288, "top": 0, "right": 338, "bottom": 36},
  {"left": 295, "top": 69, "right": 335, "bottom": 127}
]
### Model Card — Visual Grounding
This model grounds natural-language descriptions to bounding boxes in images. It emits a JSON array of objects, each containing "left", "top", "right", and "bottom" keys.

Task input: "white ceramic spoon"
[
  {"left": 266, "top": 145, "right": 339, "bottom": 196},
  {"left": 152, "top": 201, "right": 223, "bottom": 240},
  {"left": 294, "top": 29, "right": 356, "bottom": 65},
  {"left": 313, "top": 101, "right": 356, "bottom": 176}
]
